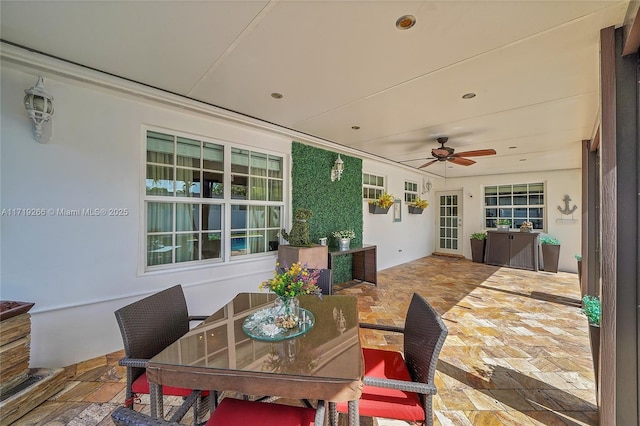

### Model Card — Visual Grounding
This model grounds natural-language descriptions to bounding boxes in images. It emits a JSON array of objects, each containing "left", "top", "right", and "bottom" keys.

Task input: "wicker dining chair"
[
  {"left": 114, "top": 285, "right": 209, "bottom": 421},
  {"left": 335, "top": 292, "right": 448, "bottom": 426},
  {"left": 111, "top": 398, "right": 326, "bottom": 426},
  {"left": 313, "top": 268, "right": 333, "bottom": 295}
]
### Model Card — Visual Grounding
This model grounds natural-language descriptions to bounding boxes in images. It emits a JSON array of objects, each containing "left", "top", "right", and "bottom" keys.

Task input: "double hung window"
[{"left": 145, "top": 130, "right": 284, "bottom": 269}]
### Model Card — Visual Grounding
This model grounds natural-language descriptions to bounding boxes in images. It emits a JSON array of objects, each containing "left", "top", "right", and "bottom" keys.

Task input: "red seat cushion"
[
  {"left": 131, "top": 372, "right": 209, "bottom": 398},
  {"left": 336, "top": 348, "right": 424, "bottom": 422},
  {"left": 206, "top": 398, "right": 317, "bottom": 426}
]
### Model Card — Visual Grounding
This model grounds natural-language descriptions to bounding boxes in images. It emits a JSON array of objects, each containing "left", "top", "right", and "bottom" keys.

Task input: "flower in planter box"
[
  {"left": 369, "top": 192, "right": 395, "bottom": 209},
  {"left": 410, "top": 197, "right": 428, "bottom": 209}
]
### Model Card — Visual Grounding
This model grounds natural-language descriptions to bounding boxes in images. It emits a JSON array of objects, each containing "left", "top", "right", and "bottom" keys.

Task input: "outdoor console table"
[
  {"left": 328, "top": 244, "right": 377, "bottom": 285},
  {"left": 485, "top": 231, "right": 539, "bottom": 271},
  {"left": 147, "top": 293, "right": 363, "bottom": 426}
]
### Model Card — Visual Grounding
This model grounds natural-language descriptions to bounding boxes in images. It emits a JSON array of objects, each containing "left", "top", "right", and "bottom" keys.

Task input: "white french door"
[{"left": 436, "top": 190, "right": 463, "bottom": 256}]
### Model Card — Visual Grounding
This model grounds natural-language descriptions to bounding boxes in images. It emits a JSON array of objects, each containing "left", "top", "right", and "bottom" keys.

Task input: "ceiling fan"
[{"left": 419, "top": 137, "right": 496, "bottom": 168}]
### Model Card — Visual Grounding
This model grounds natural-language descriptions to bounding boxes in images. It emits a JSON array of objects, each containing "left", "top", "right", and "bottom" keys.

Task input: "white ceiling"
[{"left": 0, "top": 1, "right": 630, "bottom": 178}]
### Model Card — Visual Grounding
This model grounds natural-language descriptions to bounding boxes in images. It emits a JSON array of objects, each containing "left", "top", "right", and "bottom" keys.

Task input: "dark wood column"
[{"left": 599, "top": 24, "right": 639, "bottom": 425}]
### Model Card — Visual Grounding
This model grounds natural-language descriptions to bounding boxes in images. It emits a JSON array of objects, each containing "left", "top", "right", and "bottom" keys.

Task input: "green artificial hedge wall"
[{"left": 290, "top": 142, "right": 363, "bottom": 284}]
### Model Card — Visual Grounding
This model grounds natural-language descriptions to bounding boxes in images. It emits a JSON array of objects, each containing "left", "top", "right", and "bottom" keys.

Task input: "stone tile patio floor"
[{"left": 12, "top": 255, "right": 597, "bottom": 425}]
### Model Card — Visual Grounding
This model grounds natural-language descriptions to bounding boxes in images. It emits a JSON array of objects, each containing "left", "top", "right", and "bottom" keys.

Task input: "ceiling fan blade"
[
  {"left": 419, "top": 159, "right": 439, "bottom": 168},
  {"left": 448, "top": 157, "right": 476, "bottom": 166},
  {"left": 452, "top": 149, "right": 496, "bottom": 157}
]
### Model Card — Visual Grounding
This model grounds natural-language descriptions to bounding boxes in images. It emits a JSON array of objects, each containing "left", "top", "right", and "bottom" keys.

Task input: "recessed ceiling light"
[
  {"left": 508, "top": 146, "right": 517, "bottom": 149},
  {"left": 396, "top": 15, "right": 416, "bottom": 30},
  {"left": 351, "top": 126, "right": 360, "bottom": 130},
  {"left": 462, "top": 93, "right": 476, "bottom": 99},
  {"left": 270, "top": 92, "right": 283, "bottom": 99}
]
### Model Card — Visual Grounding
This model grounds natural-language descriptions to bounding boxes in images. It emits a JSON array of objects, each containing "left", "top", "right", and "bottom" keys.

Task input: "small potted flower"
[
  {"left": 408, "top": 197, "right": 428, "bottom": 214},
  {"left": 496, "top": 219, "right": 511, "bottom": 232},
  {"left": 368, "top": 192, "right": 394, "bottom": 214},
  {"left": 332, "top": 229, "right": 356, "bottom": 250}
]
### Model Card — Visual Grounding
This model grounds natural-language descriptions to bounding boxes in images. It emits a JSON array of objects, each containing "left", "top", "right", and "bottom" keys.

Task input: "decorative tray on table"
[{"left": 242, "top": 307, "right": 315, "bottom": 342}]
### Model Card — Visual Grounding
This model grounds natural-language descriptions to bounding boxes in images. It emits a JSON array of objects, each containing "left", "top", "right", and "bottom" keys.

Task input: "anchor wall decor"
[{"left": 557, "top": 194, "right": 578, "bottom": 215}]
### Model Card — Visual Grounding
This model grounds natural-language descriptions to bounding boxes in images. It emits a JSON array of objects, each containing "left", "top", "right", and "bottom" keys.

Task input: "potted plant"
[
  {"left": 470, "top": 232, "right": 487, "bottom": 263},
  {"left": 368, "top": 192, "right": 394, "bottom": 214},
  {"left": 575, "top": 254, "right": 583, "bottom": 292},
  {"left": 332, "top": 229, "right": 356, "bottom": 250},
  {"left": 539, "top": 235, "right": 560, "bottom": 273},
  {"left": 408, "top": 197, "right": 428, "bottom": 214},
  {"left": 581, "top": 295, "right": 600, "bottom": 389},
  {"left": 496, "top": 219, "right": 511, "bottom": 232}
]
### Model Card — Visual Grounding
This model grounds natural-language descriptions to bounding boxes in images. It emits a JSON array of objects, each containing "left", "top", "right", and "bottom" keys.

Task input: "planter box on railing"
[{"left": 368, "top": 204, "right": 390, "bottom": 214}]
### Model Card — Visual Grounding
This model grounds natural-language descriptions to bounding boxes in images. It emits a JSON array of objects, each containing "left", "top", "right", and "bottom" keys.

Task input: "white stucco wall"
[{"left": 0, "top": 57, "right": 436, "bottom": 367}]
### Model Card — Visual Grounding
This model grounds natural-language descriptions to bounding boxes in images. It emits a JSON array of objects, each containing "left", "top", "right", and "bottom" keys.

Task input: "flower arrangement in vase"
[
  {"left": 260, "top": 262, "right": 321, "bottom": 328},
  {"left": 368, "top": 192, "right": 394, "bottom": 214}
]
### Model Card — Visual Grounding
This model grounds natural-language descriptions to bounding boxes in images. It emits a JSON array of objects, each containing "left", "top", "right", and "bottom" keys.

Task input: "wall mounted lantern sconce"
[
  {"left": 24, "top": 76, "right": 54, "bottom": 143},
  {"left": 422, "top": 179, "right": 433, "bottom": 194},
  {"left": 331, "top": 154, "right": 344, "bottom": 181}
]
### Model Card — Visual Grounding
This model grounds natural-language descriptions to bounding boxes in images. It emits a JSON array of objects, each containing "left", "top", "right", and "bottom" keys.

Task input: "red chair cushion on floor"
[
  {"left": 206, "top": 398, "right": 317, "bottom": 426},
  {"left": 336, "top": 347, "right": 424, "bottom": 422},
  {"left": 131, "top": 372, "right": 209, "bottom": 397}
]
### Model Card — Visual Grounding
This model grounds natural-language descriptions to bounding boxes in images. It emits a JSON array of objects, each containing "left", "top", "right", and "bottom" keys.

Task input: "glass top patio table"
[{"left": 146, "top": 293, "right": 364, "bottom": 424}]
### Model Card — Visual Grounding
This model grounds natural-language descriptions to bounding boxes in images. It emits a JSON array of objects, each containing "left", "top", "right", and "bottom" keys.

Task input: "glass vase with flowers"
[{"left": 260, "top": 262, "right": 321, "bottom": 329}]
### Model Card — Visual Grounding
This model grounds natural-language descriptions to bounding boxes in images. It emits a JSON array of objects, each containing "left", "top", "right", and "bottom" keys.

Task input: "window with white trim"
[
  {"left": 484, "top": 183, "right": 545, "bottom": 231},
  {"left": 404, "top": 181, "right": 418, "bottom": 203},
  {"left": 145, "top": 130, "right": 284, "bottom": 269},
  {"left": 363, "top": 173, "right": 385, "bottom": 200}
]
